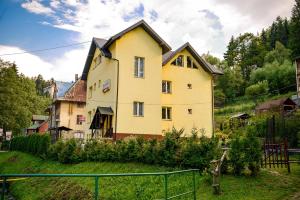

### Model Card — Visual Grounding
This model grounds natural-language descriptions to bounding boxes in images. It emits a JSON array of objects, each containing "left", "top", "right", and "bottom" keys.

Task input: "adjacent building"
[
  {"left": 26, "top": 115, "right": 49, "bottom": 135},
  {"left": 82, "top": 20, "right": 222, "bottom": 140},
  {"left": 47, "top": 76, "right": 87, "bottom": 141}
]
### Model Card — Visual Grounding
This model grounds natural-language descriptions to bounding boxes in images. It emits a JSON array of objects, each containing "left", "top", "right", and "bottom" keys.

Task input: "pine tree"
[
  {"left": 289, "top": 0, "right": 300, "bottom": 58},
  {"left": 224, "top": 36, "right": 237, "bottom": 67}
]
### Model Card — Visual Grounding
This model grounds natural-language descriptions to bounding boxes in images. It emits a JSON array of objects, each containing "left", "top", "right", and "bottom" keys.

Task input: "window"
[
  {"left": 133, "top": 102, "right": 144, "bottom": 116},
  {"left": 77, "top": 115, "right": 83, "bottom": 125},
  {"left": 187, "top": 56, "right": 192, "bottom": 68},
  {"left": 88, "top": 111, "right": 92, "bottom": 123},
  {"left": 77, "top": 103, "right": 84, "bottom": 108},
  {"left": 74, "top": 132, "right": 84, "bottom": 139},
  {"left": 171, "top": 55, "right": 184, "bottom": 67},
  {"left": 162, "top": 107, "right": 172, "bottom": 120},
  {"left": 134, "top": 57, "right": 144, "bottom": 78},
  {"left": 188, "top": 109, "right": 192, "bottom": 114},
  {"left": 187, "top": 56, "right": 198, "bottom": 69},
  {"left": 98, "top": 80, "right": 101, "bottom": 88},
  {"left": 162, "top": 81, "right": 172, "bottom": 93},
  {"left": 94, "top": 55, "right": 101, "bottom": 66},
  {"left": 89, "top": 86, "right": 93, "bottom": 98},
  {"left": 93, "top": 83, "right": 96, "bottom": 91},
  {"left": 187, "top": 83, "right": 192, "bottom": 89}
]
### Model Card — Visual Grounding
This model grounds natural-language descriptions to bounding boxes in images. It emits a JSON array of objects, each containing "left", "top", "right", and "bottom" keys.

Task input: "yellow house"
[
  {"left": 82, "top": 20, "right": 222, "bottom": 140},
  {"left": 47, "top": 76, "right": 87, "bottom": 141}
]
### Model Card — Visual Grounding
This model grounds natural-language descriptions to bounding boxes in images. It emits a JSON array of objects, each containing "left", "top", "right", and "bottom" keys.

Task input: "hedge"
[{"left": 10, "top": 134, "right": 50, "bottom": 158}]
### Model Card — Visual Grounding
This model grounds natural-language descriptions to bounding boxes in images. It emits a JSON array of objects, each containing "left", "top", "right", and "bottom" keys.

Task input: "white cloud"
[
  {"left": 21, "top": 0, "right": 55, "bottom": 16},
  {"left": 0, "top": 45, "right": 88, "bottom": 82},
  {"left": 7, "top": 0, "right": 294, "bottom": 81}
]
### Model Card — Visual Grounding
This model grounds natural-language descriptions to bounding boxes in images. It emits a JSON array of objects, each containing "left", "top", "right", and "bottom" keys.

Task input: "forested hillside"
[{"left": 205, "top": 0, "right": 300, "bottom": 105}]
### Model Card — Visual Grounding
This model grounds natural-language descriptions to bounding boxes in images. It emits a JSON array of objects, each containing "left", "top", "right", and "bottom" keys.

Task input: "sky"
[{"left": 0, "top": 0, "right": 295, "bottom": 81}]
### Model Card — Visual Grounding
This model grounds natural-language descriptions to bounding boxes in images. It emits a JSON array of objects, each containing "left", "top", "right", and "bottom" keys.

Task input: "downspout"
[
  {"left": 111, "top": 58, "right": 119, "bottom": 141},
  {"left": 212, "top": 75, "right": 215, "bottom": 138}
]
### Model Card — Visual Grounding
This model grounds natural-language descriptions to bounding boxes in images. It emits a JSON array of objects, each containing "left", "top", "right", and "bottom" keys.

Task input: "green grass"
[{"left": 0, "top": 152, "right": 300, "bottom": 200}]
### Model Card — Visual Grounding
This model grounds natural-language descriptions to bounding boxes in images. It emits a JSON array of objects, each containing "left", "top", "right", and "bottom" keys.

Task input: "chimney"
[{"left": 75, "top": 74, "right": 79, "bottom": 82}]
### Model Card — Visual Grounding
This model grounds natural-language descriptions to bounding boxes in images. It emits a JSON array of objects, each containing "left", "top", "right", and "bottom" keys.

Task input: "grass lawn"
[{"left": 0, "top": 151, "right": 299, "bottom": 200}]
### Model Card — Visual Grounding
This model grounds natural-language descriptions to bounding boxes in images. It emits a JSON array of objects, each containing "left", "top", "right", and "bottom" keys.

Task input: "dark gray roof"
[
  {"left": 97, "top": 106, "right": 114, "bottom": 115},
  {"left": 162, "top": 42, "right": 223, "bottom": 75}
]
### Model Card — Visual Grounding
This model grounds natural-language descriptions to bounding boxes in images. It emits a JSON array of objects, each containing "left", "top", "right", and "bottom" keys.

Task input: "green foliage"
[
  {"left": 0, "top": 59, "right": 51, "bottom": 135},
  {"left": 10, "top": 134, "right": 50, "bottom": 158},
  {"left": 244, "top": 132, "right": 262, "bottom": 176},
  {"left": 229, "top": 136, "right": 246, "bottom": 175},
  {"left": 245, "top": 81, "right": 269, "bottom": 97},
  {"left": 289, "top": 0, "right": 300, "bottom": 58},
  {"left": 58, "top": 139, "right": 82, "bottom": 164},
  {"left": 264, "top": 42, "right": 291, "bottom": 64},
  {"left": 250, "top": 59, "right": 296, "bottom": 94}
]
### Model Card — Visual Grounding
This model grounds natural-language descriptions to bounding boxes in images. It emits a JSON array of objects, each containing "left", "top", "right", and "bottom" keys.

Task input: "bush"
[
  {"left": 244, "top": 132, "right": 262, "bottom": 176},
  {"left": 229, "top": 136, "right": 246, "bottom": 175},
  {"left": 10, "top": 134, "right": 50, "bottom": 158},
  {"left": 58, "top": 139, "right": 82, "bottom": 164},
  {"left": 245, "top": 81, "right": 269, "bottom": 97}
]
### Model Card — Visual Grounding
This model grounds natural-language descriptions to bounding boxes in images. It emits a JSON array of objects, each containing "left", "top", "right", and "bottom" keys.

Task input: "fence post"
[
  {"left": 164, "top": 174, "right": 168, "bottom": 200},
  {"left": 94, "top": 176, "right": 99, "bottom": 200},
  {"left": 1, "top": 177, "right": 6, "bottom": 200},
  {"left": 193, "top": 171, "right": 196, "bottom": 200}
]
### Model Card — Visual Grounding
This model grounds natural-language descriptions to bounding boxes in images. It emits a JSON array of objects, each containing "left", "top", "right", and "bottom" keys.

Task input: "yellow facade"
[
  {"left": 84, "top": 21, "right": 217, "bottom": 139},
  {"left": 162, "top": 49, "right": 213, "bottom": 136},
  {"left": 56, "top": 101, "right": 86, "bottom": 139}
]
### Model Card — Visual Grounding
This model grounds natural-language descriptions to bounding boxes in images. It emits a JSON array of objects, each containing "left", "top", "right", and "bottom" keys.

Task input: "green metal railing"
[{"left": 1, "top": 169, "right": 199, "bottom": 200}]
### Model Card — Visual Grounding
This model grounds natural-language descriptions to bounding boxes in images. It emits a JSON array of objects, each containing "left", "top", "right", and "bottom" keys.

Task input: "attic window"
[
  {"left": 187, "top": 83, "right": 192, "bottom": 89},
  {"left": 94, "top": 55, "right": 101, "bottom": 66},
  {"left": 171, "top": 55, "right": 184, "bottom": 67},
  {"left": 187, "top": 56, "right": 198, "bottom": 69},
  {"left": 188, "top": 109, "right": 192, "bottom": 114}
]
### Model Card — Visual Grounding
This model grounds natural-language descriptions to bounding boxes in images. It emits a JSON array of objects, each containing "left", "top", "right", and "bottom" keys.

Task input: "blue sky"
[{"left": 0, "top": 0, "right": 294, "bottom": 81}]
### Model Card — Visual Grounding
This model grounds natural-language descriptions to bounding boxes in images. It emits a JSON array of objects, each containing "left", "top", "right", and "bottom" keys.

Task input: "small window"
[
  {"left": 162, "top": 107, "right": 172, "bottom": 120},
  {"left": 98, "top": 80, "right": 101, "bottom": 88},
  {"left": 77, "top": 115, "right": 83, "bottom": 125},
  {"left": 187, "top": 56, "right": 198, "bottom": 69},
  {"left": 133, "top": 102, "right": 144, "bottom": 116},
  {"left": 134, "top": 57, "right": 144, "bottom": 78},
  {"left": 77, "top": 103, "right": 84, "bottom": 108},
  {"left": 188, "top": 109, "right": 192, "bottom": 114},
  {"left": 187, "top": 83, "right": 192, "bottom": 89},
  {"left": 187, "top": 56, "right": 192, "bottom": 68},
  {"left": 93, "top": 83, "right": 96, "bottom": 91},
  {"left": 88, "top": 111, "right": 92, "bottom": 123},
  {"left": 162, "top": 81, "right": 172, "bottom": 93},
  {"left": 171, "top": 55, "right": 184, "bottom": 67},
  {"left": 94, "top": 55, "right": 101, "bottom": 67},
  {"left": 89, "top": 86, "right": 93, "bottom": 98}
]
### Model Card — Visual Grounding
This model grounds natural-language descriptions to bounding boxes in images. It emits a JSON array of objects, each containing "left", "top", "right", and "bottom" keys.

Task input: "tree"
[
  {"left": 0, "top": 59, "right": 51, "bottom": 135},
  {"left": 289, "top": 0, "right": 300, "bottom": 58},
  {"left": 202, "top": 53, "right": 221, "bottom": 66},
  {"left": 224, "top": 36, "right": 238, "bottom": 67},
  {"left": 264, "top": 41, "right": 291, "bottom": 65},
  {"left": 34, "top": 74, "right": 48, "bottom": 96}
]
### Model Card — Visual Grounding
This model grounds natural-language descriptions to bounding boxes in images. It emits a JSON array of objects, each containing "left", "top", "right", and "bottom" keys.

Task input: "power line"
[{"left": 0, "top": 41, "right": 92, "bottom": 56}]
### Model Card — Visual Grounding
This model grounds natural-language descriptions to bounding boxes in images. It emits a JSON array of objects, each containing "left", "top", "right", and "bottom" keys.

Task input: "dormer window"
[
  {"left": 187, "top": 56, "right": 198, "bottom": 69},
  {"left": 171, "top": 55, "right": 184, "bottom": 67}
]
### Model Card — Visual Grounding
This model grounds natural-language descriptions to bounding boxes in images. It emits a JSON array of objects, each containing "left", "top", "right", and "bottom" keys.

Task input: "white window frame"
[
  {"left": 133, "top": 102, "right": 144, "bottom": 117},
  {"left": 162, "top": 107, "right": 172, "bottom": 120},
  {"left": 134, "top": 57, "right": 145, "bottom": 78},
  {"left": 162, "top": 81, "right": 172, "bottom": 93}
]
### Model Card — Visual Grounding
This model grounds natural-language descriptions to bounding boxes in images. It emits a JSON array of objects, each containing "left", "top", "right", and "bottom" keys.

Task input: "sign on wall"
[{"left": 103, "top": 79, "right": 111, "bottom": 93}]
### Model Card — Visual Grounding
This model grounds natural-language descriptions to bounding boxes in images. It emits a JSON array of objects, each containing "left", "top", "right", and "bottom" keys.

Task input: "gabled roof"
[
  {"left": 32, "top": 115, "right": 48, "bottom": 121},
  {"left": 102, "top": 20, "right": 171, "bottom": 54},
  {"left": 61, "top": 79, "right": 87, "bottom": 102},
  {"left": 162, "top": 42, "right": 223, "bottom": 75},
  {"left": 82, "top": 20, "right": 171, "bottom": 80},
  {"left": 55, "top": 81, "right": 73, "bottom": 98},
  {"left": 256, "top": 98, "right": 296, "bottom": 111}
]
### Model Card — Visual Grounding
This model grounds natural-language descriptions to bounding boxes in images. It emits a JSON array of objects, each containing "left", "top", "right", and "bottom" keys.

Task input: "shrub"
[
  {"left": 229, "top": 136, "right": 246, "bottom": 175},
  {"left": 245, "top": 81, "right": 269, "bottom": 97},
  {"left": 10, "top": 134, "right": 51, "bottom": 158},
  {"left": 244, "top": 132, "right": 262, "bottom": 176},
  {"left": 58, "top": 139, "right": 82, "bottom": 164}
]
